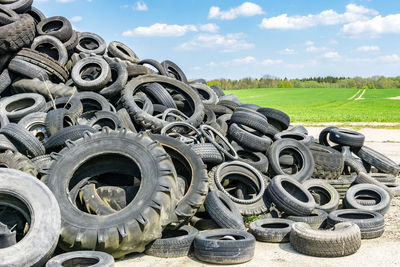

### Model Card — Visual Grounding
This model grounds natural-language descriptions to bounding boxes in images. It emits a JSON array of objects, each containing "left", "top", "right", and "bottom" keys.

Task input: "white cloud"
[
  {"left": 259, "top": 4, "right": 377, "bottom": 30},
  {"left": 262, "top": 59, "right": 284, "bottom": 65},
  {"left": 356, "top": 45, "right": 380, "bottom": 52},
  {"left": 208, "top": 2, "right": 264, "bottom": 20},
  {"left": 305, "top": 41, "right": 314, "bottom": 46},
  {"left": 280, "top": 48, "right": 295, "bottom": 54},
  {"left": 70, "top": 16, "right": 82, "bottom": 22},
  {"left": 233, "top": 56, "right": 256, "bottom": 64},
  {"left": 305, "top": 44, "right": 328, "bottom": 52},
  {"left": 198, "top": 23, "right": 219, "bottom": 33},
  {"left": 178, "top": 33, "right": 254, "bottom": 52},
  {"left": 133, "top": 1, "right": 148, "bottom": 11},
  {"left": 342, "top": 14, "right": 400, "bottom": 36},
  {"left": 123, "top": 23, "right": 219, "bottom": 37},
  {"left": 379, "top": 54, "right": 400, "bottom": 62},
  {"left": 323, "top": 51, "right": 341, "bottom": 59}
]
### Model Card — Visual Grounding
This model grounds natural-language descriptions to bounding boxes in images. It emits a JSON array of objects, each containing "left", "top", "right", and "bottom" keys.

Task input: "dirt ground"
[{"left": 116, "top": 127, "right": 400, "bottom": 267}]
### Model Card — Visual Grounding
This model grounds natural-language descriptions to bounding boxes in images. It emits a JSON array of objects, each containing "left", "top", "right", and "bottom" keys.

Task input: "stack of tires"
[{"left": 0, "top": 1, "right": 399, "bottom": 265}]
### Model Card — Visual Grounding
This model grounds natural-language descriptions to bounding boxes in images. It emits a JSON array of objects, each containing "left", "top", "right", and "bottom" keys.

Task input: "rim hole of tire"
[
  {"left": 5, "top": 98, "right": 35, "bottom": 112},
  {"left": 80, "top": 63, "right": 102, "bottom": 81},
  {"left": 309, "top": 187, "right": 330, "bottom": 205},
  {"left": 68, "top": 153, "right": 142, "bottom": 213},
  {"left": 281, "top": 134, "right": 304, "bottom": 141},
  {"left": 261, "top": 222, "right": 289, "bottom": 229},
  {"left": 237, "top": 150, "right": 260, "bottom": 162},
  {"left": 0, "top": 194, "right": 31, "bottom": 245},
  {"left": 80, "top": 99, "right": 102, "bottom": 113},
  {"left": 61, "top": 257, "right": 99, "bottom": 267},
  {"left": 35, "top": 43, "right": 60, "bottom": 61},
  {"left": 207, "top": 234, "right": 244, "bottom": 241},
  {"left": 281, "top": 181, "right": 308, "bottom": 202},
  {"left": 92, "top": 118, "right": 116, "bottom": 130},
  {"left": 42, "top": 20, "right": 63, "bottom": 33},
  {"left": 354, "top": 190, "right": 381, "bottom": 204},
  {"left": 221, "top": 175, "right": 259, "bottom": 200},
  {"left": 338, "top": 212, "right": 374, "bottom": 220},
  {"left": 161, "top": 229, "right": 188, "bottom": 239},
  {"left": 279, "top": 148, "right": 303, "bottom": 175},
  {"left": 79, "top": 38, "right": 99, "bottom": 50},
  {"left": 117, "top": 45, "right": 130, "bottom": 56}
]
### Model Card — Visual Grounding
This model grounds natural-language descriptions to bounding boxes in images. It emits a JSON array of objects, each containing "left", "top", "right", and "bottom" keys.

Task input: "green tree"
[{"left": 279, "top": 80, "right": 294, "bottom": 88}]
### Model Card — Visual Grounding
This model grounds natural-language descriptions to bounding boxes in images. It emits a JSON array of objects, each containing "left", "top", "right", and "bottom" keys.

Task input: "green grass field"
[{"left": 224, "top": 88, "right": 400, "bottom": 122}]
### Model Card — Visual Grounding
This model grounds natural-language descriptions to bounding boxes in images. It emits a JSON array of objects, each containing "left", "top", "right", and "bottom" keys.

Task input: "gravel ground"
[{"left": 116, "top": 127, "right": 400, "bottom": 267}]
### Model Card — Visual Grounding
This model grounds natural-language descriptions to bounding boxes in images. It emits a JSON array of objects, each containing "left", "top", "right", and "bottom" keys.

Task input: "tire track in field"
[
  {"left": 355, "top": 89, "right": 366, "bottom": 100},
  {"left": 348, "top": 89, "right": 361, "bottom": 100}
]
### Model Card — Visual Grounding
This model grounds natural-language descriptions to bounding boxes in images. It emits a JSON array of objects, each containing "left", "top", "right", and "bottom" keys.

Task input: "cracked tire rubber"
[
  {"left": 290, "top": 221, "right": 361, "bottom": 257},
  {"left": 310, "top": 143, "right": 344, "bottom": 179},
  {"left": 249, "top": 218, "right": 293, "bottom": 243},
  {"left": 327, "top": 209, "right": 384, "bottom": 239},
  {"left": 46, "top": 251, "right": 114, "bottom": 267},
  {"left": 144, "top": 225, "right": 198, "bottom": 258},
  {"left": 267, "top": 175, "right": 315, "bottom": 216},
  {"left": 194, "top": 229, "right": 255, "bottom": 264},
  {"left": 0, "top": 168, "right": 61, "bottom": 267},
  {"left": 44, "top": 130, "right": 178, "bottom": 258},
  {"left": 204, "top": 190, "right": 245, "bottom": 230}
]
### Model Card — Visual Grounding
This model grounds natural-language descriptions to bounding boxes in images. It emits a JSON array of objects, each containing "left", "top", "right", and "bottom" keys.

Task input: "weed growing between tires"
[{"left": 0, "top": 2, "right": 399, "bottom": 266}]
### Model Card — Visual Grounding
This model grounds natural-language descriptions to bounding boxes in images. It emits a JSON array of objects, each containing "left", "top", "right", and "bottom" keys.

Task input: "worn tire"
[
  {"left": 354, "top": 146, "right": 400, "bottom": 175},
  {"left": 0, "top": 92, "right": 46, "bottom": 122},
  {"left": 285, "top": 209, "right": 328, "bottom": 229},
  {"left": 0, "top": 149, "right": 38, "bottom": 176},
  {"left": 249, "top": 218, "right": 293, "bottom": 243},
  {"left": 310, "top": 143, "right": 344, "bottom": 179},
  {"left": 302, "top": 179, "right": 339, "bottom": 212},
  {"left": 0, "top": 14, "right": 35, "bottom": 54},
  {"left": 46, "top": 251, "right": 114, "bottom": 267}
]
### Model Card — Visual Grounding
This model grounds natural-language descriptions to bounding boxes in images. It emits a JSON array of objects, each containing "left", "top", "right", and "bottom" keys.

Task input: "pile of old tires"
[{"left": 0, "top": 2, "right": 399, "bottom": 265}]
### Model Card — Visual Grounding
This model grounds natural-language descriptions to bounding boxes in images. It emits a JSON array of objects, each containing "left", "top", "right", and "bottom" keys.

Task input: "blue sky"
[{"left": 35, "top": 0, "right": 400, "bottom": 80}]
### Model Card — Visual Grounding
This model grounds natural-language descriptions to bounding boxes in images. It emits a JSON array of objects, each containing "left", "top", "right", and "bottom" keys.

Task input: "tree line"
[{"left": 207, "top": 75, "right": 400, "bottom": 90}]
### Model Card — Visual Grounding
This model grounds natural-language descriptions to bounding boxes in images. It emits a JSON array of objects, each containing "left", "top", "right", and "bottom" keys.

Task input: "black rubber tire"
[
  {"left": 310, "top": 143, "right": 344, "bottom": 179},
  {"left": 234, "top": 144, "right": 269, "bottom": 174},
  {"left": 0, "top": 92, "right": 46, "bottom": 122},
  {"left": 0, "top": 123, "right": 45, "bottom": 157},
  {"left": 122, "top": 74, "right": 204, "bottom": 132},
  {"left": 355, "top": 171, "right": 394, "bottom": 199},
  {"left": 370, "top": 173, "right": 397, "bottom": 183},
  {"left": 191, "top": 143, "right": 224, "bottom": 164},
  {"left": 290, "top": 221, "right": 361, "bottom": 257},
  {"left": 44, "top": 125, "right": 96, "bottom": 151},
  {"left": 329, "top": 128, "right": 365, "bottom": 148},
  {"left": 36, "top": 16, "right": 72, "bottom": 42},
  {"left": 206, "top": 104, "right": 233, "bottom": 116},
  {"left": 267, "top": 175, "right": 316, "bottom": 216},
  {"left": 318, "top": 126, "right": 338, "bottom": 146},
  {"left": 87, "top": 110, "right": 123, "bottom": 131},
  {"left": 141, "top": 82, "right": 177, "bottom": 109},
  {"left": 0, "top": 168, "right": 60, "bottom": 267},
  {"left": 8, "top": 57, "right": 49, "bottom": 80},
  {"left": 302, "top": 179, "right": 339, "bottom": 212},
  {"left": 17, "top": 111, "right": 49, "bottom": 143},
  {"left": 99, "top": 61, "right": 128, "bottom": 98},
  {"left": 45, "top": 96, "right": 83, "bottom": 123},
  {"left": 191, "top": 83, "right": 218, "bottom": 105},
  {"left": 161, "top": 60, "right": 188, "bottom": 83},
  {"left": 353, "top": 146, "right": 400, "bottom": 175},
  {"left": 31, "top": 154, "right": 52, "bottom": 176},
  {"left": 31, "top": 35, "right": 68, "bottom": 66},
  {"left": 0, "top": 149, "right": 38, "bottom": 176},
  {"left": 75, "top": 32, "right": 106, "bottom": 55},
  {"left": 204, "top": 190, "right": 245, "bottom": 230},
  {"left": 45, "top": 108, "right": 73, "bottom": 136},
  {"left": 144, "top": 225, "right": 198, "bottom": 258},
  {"left": 2, "top": 0, "right": 32, "bottom": 13},
  {"left": 148, "top": 134, "right": 209, "bottom": 226},
  {"left": 190, "top": 212, "right": 219, "bottom": 230},
  {"left": 208, "top": 162, "right": 269, "bottom": 216},
  {"left": 78, "top": 183, "right": 116, "bottom": 215},
  {"left": 11, "top": 78, "right": 75, "bottom": 100},
  {"left": 76, "top": 91, "right": 111, "bottom": 114},
  {"left": 267, "top": 139, "right": 314, "bottom": 182},
  {"left": 0, "top": 134, "right": 17, "bottom": 152},
  {"left": 63, "top": 30, "right": 78, "bottom": 54},
  {"left": 0, "top": 14, "right": 35, "bottom": 54},
  {"left": 231, "top": 109, "right": 269, "bottom": 135},
  {"left": 71, "top": 56, "right": 111, "bottom": 91},
  {"left": 0, "top": 68, "right": 14, "bottom": 94},
  {"left": 0, "top": 5, "right": 19, "bottom": 26},
  {"left": 14, "top": 48, "right": 68, "bottom": 82},
  {"left": 274, "top": 132, "right": 313, "bottom": 146},
  {"left": 249, "top": 218, "right": 293, "bottom": 243},
  {"left": 210, "top": 85, "right": 224, "bottom": 97},
  {"left": 25, "top": 6, "right": 46, "bottom": 24},
  {"left": 139, "top": 59, "right": 168, "bottom": 76},
  {"left": 288, "top": 125, "right": 309, "bottom": 135},
  {"left": 327, "top": 209, "right": 384, "bottom": 239},
  {"left": 327, "top": 175, "right": 356, "bottom": 199},
  {"left": 344, "top": 183, "right": 391, "bottom": 215},
  {"left": 257, "top": 107, "right": 290, "bottom": 131},
  {"left": 108, "top": 41, "right": 139, "bottom": 63},
  {"left": 46, "top": 251, "right": 114, "bottom": 267},
  {"left": 44, "top": 130, "right": 178, "bottom": 258},
  {"left": 228, "top": 123, "right": 272, "bottom": 153},
  {"left": 0, "top": 112, "right": 9, "bottom": 129},
  {"left": 194, "top": 229, "right": 255, "bottom": 264},
  {"left": 285, "top": 209, "right": 328, "bottom": 229}
]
